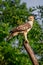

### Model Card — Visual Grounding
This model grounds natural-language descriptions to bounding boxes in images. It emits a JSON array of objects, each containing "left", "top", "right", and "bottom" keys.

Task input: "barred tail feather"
[{"left": 6, "top": 34, "right": 13, "bottom": 41}]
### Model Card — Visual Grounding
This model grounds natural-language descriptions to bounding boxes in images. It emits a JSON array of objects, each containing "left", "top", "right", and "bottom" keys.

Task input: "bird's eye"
[{"left": 30, "top": 18, "right": 32, "bottom": 19}]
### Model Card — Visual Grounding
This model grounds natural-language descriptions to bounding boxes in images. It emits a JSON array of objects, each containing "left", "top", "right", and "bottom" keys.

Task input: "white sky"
[{"left": 21, "top": 0, "right": 43, "bottom": 8}]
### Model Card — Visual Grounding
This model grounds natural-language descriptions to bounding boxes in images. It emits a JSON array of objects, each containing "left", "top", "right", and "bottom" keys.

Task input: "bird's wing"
[
  {"left": 17, "top": 22, "right": 31, "bottom": 31},
  {"left": 10, "top": 22, "right": 31, "bottom": 33}
]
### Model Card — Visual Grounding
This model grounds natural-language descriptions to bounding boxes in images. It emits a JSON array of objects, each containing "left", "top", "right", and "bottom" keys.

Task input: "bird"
[{"left": 6, "top": 15, "right": 34, "bottom": 42}]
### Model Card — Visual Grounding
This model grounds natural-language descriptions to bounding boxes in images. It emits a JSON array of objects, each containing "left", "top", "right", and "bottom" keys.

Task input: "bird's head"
[{"left": 28, "top": 15, "right": 34, "bottom": 22}]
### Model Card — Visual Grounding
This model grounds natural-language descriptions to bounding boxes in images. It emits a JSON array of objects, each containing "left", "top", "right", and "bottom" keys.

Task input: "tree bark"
[{"left": 24, "top": 41, "right": 39, "bottom": 65}]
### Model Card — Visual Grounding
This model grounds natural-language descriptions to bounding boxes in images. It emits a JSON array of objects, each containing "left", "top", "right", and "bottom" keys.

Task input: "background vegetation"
[{"left": 0, "top": 0, "right": 43, "bottom": 65}]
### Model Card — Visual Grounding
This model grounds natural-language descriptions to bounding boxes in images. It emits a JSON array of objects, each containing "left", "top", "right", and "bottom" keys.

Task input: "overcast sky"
[{"left": 21, "top": 0, "right": 43, "bottom": 8}]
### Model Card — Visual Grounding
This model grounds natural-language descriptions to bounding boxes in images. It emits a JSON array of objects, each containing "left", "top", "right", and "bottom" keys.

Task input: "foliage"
[{"left": 0, "top": 0, "right": 43, "bottom": 65}]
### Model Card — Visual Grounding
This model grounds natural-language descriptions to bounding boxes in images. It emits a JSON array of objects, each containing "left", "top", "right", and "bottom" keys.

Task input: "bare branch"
[{"left": 24, "top": 41, "right": 39, "bottom": 65}]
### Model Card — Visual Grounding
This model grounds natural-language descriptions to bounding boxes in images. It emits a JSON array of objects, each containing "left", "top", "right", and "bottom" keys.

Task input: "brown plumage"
[
  {"left": 6, "top": 16, "right": 34, "bottom": 41},
  {"left": 10, "top": 22, "right": 31, "bottom": 33}
]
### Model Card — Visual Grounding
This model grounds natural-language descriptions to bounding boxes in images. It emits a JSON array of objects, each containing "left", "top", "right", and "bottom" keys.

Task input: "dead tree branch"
[{"left": 24, "top": 41, "right": 39, "bottom": 65}]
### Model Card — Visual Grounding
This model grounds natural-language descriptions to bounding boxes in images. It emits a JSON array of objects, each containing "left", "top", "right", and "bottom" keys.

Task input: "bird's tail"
[{"left": 6, "top": 34, "right": 13, "bottom": 41}]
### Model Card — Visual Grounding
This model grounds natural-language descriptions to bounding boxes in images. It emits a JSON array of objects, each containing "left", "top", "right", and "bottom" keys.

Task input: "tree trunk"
[{"left": 24, "top": 41, "right": 39, "bottom": 65}]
